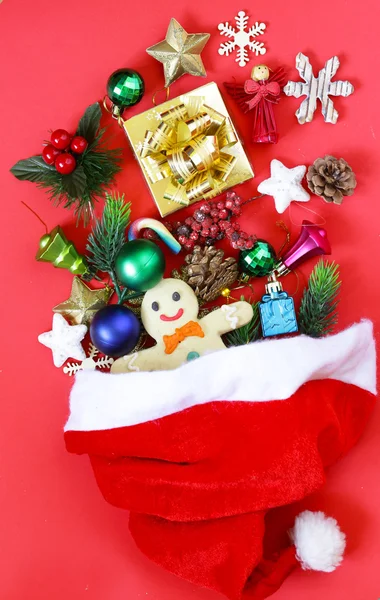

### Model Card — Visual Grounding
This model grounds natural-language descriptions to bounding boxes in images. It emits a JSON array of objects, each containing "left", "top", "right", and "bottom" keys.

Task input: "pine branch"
[
  {"left": 298, "top": 260, "right": 341, "bottom": 338},
  {"left": 225, "top": 298, "right": 261, "bottom": 346},
  {"left": 86, "top": 192, "right": 131, "bottom": 274}
]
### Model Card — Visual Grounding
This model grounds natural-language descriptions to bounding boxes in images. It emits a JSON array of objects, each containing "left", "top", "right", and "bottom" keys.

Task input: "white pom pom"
[{"left": 290, "top": 510, "right": 346, "bottom": 572}]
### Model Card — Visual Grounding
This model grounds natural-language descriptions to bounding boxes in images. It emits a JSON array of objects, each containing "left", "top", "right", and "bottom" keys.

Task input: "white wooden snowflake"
[
  {"left": 63, "top": 343, "right": 114, "bottom": 376},
  {"left": 218, "top": 10, "right": 266, "bottom": 68},
  {"left": 283, "top": 53, "right": 354, "bottom": 124}
]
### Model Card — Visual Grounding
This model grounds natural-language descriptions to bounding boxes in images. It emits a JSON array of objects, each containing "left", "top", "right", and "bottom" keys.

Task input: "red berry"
[
  {"left": 55, "top": 153, "right": 76, "bottom": 175},
  {"left": 51, "top": 129, "right": 71, "bottom": 150},
  {"left": 199, "top": 202, "right": 211, "bottom": 213},
  {"left": 192, "top": 222, "right": 202, "bottom": 232},
  {"left": 184, "top": 240, "right": 195, "bottom": 250},
  {"left": 143, "top": 228, "right": 158, "bottom": 241},
  {"left": 240, "top": 231, "right": 248, "bottom": 240},
  {"left": 178, "top": 235, "right": 188, "bottom": 245},
  {"left": 202, "top": 216, "right": 213, "bottom": 228},
  {"left": 210, "top": 224, "right": 220, "bottom": 237},
  {"left": 217, "top": 201, "right": 225, "bottom": 210},
  {"left": 233, "top": 222, "right": 241, "bottom": 231},
  {"left": 190, "top": 231, "right": 199, "bottom": 241},
  {"left": 210, "top": 209, "right": 219, "bottom": 219},
  {"left": 245, "top": 239, "right": 254, "bottom": 249},
  {"left": 42, "top": 144, "right": 60, "bottom": 165},
  {"left": 185, "top": 216, "right": 196, "bottom": 226},
  {"left": 201, "top": 228, "right": 210, "bottom": 236},
  {"left": 70, "top": 135, "right": 88, "bottom": 154},
  {"left": 232, "top": 207, "right": 242, "bottom": 216},
  {"left": 218, "top": 209, "right": 229, "bottom": 220},
  {"left": 194, "top": 209, "right": 206, "bottom": 223},
  {"left": 219, "top": 221, "right": 229, "bottom": 231},
  {"left": 233, "top": 196, "right": 242, "bottom": 206},
  {"left": 225, "top": 199, "right": 234, "bottom": 210},
  {"left": 237, "top": 239, "right": 245, "bottom": 248}
]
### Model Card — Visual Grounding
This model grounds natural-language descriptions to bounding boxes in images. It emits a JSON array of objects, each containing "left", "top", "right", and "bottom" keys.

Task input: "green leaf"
[
  {"left": 60, "top": 165, "right": 87, "bottom": 198},
  {"left": 10, "top": 156, "right": 56, "bottom": 182},
  {"left": 76, "top": 102, "right": 102, "bottom": 144}
]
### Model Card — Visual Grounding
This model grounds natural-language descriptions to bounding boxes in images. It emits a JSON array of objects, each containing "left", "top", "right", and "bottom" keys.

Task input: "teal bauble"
[
  {"left": 239, "top": 240, "right": 276, "bottom": 278},
  {"left": 106, "top": 69, "right": 145, "bottom": 108},
  {"left": 115, "top": 240, "right": 165, "bottom": 292}
]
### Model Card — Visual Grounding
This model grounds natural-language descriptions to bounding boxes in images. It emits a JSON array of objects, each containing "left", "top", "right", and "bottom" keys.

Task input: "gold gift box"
[{"left": 123, "top": 82, "right": 254, "bottom": 217}]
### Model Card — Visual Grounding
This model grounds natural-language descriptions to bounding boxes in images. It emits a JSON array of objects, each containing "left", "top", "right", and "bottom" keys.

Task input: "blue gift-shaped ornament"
[{"left": 259, "top": 278, "right": 298, "bottom": 338}]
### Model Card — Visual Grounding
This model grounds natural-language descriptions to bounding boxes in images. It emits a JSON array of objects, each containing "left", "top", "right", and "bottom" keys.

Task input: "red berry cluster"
[
  {"left": 42, "top": 129, "right": 88, "bottom": 175},
  {"left": 161, "top": 191, "right": 256, "bottom": 252}
]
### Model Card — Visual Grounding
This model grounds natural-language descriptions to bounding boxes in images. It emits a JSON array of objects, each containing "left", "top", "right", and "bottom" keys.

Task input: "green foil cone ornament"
[
  {"left": 36, "top": 226, "right": 88, "bottom": 276},
  {"left": 239, "top": 240, "right": 276, "bottom": 278}
]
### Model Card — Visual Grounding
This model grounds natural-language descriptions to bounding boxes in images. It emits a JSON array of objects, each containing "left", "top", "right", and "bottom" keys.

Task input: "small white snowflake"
[
  {"left": 146, "top": 111, "right": 161, "bottom": 122},
  {"left": 218, "top": 10, "right": 266, "bottom": 68},
  {"left": 63, "top": 343, "right": 114, "bottom": 376}
]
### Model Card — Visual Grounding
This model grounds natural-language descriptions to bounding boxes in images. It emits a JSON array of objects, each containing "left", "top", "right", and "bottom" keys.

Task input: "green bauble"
[
  {"left": 107, "top": 69, "right": 145, "bottom": 108},
  {"left": 239, "top": 240, "right": 276, "bottom": 278},
  {"left": 115, "top": 240, "right": 165, "bottom": 292}
]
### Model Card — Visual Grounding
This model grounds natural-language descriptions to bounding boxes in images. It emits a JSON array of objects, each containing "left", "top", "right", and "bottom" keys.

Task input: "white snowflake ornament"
[
  {"left": 258, "top": 159, "right": 310, "bottom": 214},
  {"left": 63, "top": 343, "right": 114, "bottom": 376},
  {"left": 218, "top": 10, "right": 266, "bottom": 68},
  {"left": 283, "top": 53, "right": 354, "bottom": 124},
  {"left": 38, "top": 313, "right": 87, "bottom": 368}
]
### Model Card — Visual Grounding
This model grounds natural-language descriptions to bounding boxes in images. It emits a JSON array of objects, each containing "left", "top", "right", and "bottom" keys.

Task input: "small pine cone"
[
  {"left": 306, "top": 155, "right": 357, "bottom": 205},
  {"left": 183, "top": 245, "right": 238, "bottom": 302}
]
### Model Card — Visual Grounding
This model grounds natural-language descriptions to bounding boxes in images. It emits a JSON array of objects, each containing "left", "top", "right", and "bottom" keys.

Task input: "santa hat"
[{"left": 65, "top": 321, "right": 376, "bottom": 599}]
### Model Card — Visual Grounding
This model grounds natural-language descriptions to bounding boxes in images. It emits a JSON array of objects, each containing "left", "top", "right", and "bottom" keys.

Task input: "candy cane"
[{"left": 128, "top": 218, "right": 181, "bottom": 254}]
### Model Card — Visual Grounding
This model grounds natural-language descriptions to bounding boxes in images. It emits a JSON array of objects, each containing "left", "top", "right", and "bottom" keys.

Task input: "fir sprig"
[
  {"left": 86, "top": 193, "right": 139, "bottom": 303},
  {"left": 298, "top": 260, "right": 341, "bottom": 338},
  {"left": 10, "top": 103, "right": 122, "bottom": 225},
  {"left": 226, "top": 298, "right": 261, "bottom": 346}
]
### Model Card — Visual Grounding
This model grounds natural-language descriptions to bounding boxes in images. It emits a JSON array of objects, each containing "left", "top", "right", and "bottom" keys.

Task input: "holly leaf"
[
  {"left": 76, "top": 102, "right": 102, "bottom": 144},
  {"left": 10, "top": 156, "right": 56, "bottom": 182},
  {"left": 60, "top": 165, "right": 87, "bottom": 198}
]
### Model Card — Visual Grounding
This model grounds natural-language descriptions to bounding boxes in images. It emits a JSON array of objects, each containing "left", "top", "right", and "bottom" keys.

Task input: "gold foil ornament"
[
  {"left": 123, "top": 82, "right": 254, "bottom": 216},
  {"left": 53, "top": 277, "right": 113, "bottom": 327},
  {"left": 146, "top": 18, "right": 210, "bottom": 88}
]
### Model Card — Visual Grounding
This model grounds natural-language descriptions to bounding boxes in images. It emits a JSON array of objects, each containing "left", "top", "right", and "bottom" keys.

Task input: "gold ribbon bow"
[
  {"left": 163, "top": 321, "right": 205, "bottom": 354},
  {"left": 139, "top": 96, "right": 239, "bottom": 206}
]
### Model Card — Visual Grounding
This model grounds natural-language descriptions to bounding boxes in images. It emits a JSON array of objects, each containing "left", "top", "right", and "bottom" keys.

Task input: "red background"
[{"left": 0, "top": 0, "right": 379, "bottom": 599}]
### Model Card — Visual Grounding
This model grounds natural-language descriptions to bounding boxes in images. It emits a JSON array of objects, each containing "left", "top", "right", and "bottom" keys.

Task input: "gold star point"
[
  {"left": 53, "top": 277, "right": 113, "bottom": 327},
  {"left": 146, "top": 18, "right": 210, "bottom": 87}
]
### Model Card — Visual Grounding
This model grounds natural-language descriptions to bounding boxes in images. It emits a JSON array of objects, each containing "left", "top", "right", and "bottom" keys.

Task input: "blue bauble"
[{"left": 90, "top": 305, "right": 141, "bottom": 357}]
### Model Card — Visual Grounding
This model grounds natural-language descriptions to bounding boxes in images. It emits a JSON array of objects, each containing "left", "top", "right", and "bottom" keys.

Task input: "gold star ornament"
[
  {"left": 146, "top": 18, "right": 210, "bottom": 88},
  {"left": 53, "top": 277, "right": 113, "bottom": 327}
]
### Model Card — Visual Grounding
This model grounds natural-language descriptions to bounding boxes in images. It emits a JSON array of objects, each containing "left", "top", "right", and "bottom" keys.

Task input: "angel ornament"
[{"left": 224, "top": 65, "right": 286, "bottom": 144}]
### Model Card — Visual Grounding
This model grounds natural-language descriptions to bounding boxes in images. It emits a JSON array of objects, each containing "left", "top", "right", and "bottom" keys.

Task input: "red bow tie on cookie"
[
  {"left": 163, "top": 321, "right": 204, "bottom": 355},
  {"left": 244, "top": 79, "right": 281, "bottom": 110}
]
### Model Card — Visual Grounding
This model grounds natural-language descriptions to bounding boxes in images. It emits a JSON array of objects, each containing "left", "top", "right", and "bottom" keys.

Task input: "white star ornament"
[
  {"left": 38, "top": 313, "right": 87, "bottom": 368},
  {"left": 258, "top": 159, "right": 310, "bottom": 213}
]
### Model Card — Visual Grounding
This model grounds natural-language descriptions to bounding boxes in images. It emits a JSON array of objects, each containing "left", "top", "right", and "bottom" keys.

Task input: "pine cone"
[
  {"left": 306, "top": 155, "right": 357, "bottom": 205},
  {"left": 183, "top": 245, "right": 238, "bottom": 303}
]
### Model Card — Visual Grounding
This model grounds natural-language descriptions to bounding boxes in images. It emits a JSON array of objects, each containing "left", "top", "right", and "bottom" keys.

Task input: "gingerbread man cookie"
[{"left": 111, "top": 278, "right": 253, "bottom": 373}]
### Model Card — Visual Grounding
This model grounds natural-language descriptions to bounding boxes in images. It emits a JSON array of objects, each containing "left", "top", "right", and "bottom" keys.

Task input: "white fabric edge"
[{"left": 64, "top": 321, "right": 377, "bottom": 432}]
